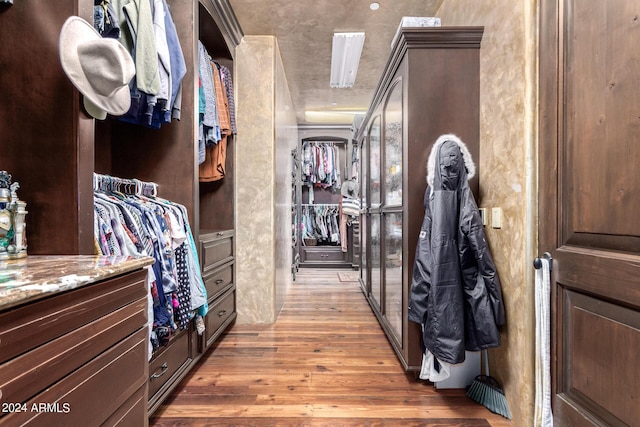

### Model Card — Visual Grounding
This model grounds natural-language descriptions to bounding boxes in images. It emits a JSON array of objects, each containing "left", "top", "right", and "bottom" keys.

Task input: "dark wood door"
[{"left": 540, "top": 1, "right": 640, "bottom": 426}]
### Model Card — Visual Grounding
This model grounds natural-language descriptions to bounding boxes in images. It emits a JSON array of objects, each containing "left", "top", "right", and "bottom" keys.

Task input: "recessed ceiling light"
[{"left": 370, "top": 2, "right": 380, "bottom": 11}]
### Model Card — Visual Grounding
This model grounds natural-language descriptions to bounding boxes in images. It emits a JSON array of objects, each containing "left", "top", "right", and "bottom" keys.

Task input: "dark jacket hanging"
[{"left": 408, "top": 134, "right": 506, "bottom": 365}]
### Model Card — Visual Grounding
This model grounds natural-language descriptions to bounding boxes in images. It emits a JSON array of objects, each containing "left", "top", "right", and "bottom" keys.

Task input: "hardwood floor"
[{"left": 150, "top": 268, "right": 512, "bottom": 426}]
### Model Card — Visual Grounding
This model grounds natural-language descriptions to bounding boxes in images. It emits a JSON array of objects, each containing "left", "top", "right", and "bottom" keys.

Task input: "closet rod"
[{"left": 301, "top": 203, "right": 340, "bottom": 206}]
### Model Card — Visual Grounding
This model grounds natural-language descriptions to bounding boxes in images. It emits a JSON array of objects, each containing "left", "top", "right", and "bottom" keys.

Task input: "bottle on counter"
[{"left": 0, "top": 171, "right": 27, "bottom": 259}]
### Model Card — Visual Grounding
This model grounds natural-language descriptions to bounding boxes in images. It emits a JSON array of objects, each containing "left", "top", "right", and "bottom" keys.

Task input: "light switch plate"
[
  {"left": 478, "top": 208, "right": 487, "bottom": 226},
  {"left": 491, "top": 207, "right": 502, "bottom": 229}
]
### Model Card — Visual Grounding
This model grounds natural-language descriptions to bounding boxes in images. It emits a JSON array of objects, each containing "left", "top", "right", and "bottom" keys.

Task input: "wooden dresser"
[
  {"left": 199, "top": 230, "right": 236, "bottom": 350},
  {"left": 0, "top": 255, "right": 153, "bottom": 426}
]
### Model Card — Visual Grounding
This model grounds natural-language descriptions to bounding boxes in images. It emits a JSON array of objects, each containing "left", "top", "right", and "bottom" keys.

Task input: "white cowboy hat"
[{"left": 58, "top": 16, "right": 135, "bottom": 119}]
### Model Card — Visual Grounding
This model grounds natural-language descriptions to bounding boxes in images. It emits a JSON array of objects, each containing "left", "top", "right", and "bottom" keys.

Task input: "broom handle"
[{"left": 483, "top": 349, "right": 490, "bottom": 377}]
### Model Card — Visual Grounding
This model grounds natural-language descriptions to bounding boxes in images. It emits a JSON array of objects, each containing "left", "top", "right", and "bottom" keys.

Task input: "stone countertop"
[{"left": 0, "top": 255, "right": 155, "bottom": 311}]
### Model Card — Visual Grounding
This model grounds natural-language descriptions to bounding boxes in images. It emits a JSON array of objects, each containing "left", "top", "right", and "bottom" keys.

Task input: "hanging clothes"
[
  {"left": 150, "top": 0, "right": 172, "bottom": 118},
  {"left": 300, "top": 204, "right": 341, "bottom": 245},
  {"left": 301, "top": 142, "right": 342, "bottom": 189},
  {"left": 163, "top": 0, "right": 186, "bottom": 121},
  {"left": 408, "top": 134, "right": 506, "bottom": 365},
  {"left": 198, "top": 40, "right": 219, "bottom": 148},
  {"left": 212, "top": 61, "right": 231, "bottom": 137},
  {"left": 351, "top": 143, "right": 359, "bottom": 180},
  {"left": 122, "top": 0, "right": 160, "bottom": 96},
  {"left": 93, "top": 174, "right": 208, "bottom": 357},
  {"left": 198, "top": 53, "right": 234, "bottom": 181},
  {"left": 219, "top": 64, "right": 237, "bottom": 135},
  {"left": 107, "top": 0, "right": 185, "bottom": 128},
  {"left": 93, "top": 0, "right": 121, "bottom": 39}
]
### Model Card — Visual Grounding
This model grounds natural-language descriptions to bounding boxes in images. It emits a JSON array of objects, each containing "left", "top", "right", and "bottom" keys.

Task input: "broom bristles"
[{"left": 466, "top": 374, "right": 512, "bottom": 419}]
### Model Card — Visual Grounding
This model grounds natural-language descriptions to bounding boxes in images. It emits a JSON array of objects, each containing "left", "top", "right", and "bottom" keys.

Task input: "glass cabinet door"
[
  {"left": 384, "top": 212, "right": 403, "bottom": 341},
  {"left": 369, "top": 116, "right": 381, "bottom": 209},
  {"left": 384, "top": 82, "right": 403, "bottom": 207},
  {"left": 370, "top": 214, "right": 381, "bottom": 310},
  {"left": 368, "top": 115, "right": 382, "bottom": 309},
  {"left": 359, "top": 138, "right": 368, "bottom": 288}
]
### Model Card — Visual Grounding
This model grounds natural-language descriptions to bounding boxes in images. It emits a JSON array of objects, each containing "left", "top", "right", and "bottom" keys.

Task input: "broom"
[{"left": 466, "top": 349, "right": 512, "bottom": 419}]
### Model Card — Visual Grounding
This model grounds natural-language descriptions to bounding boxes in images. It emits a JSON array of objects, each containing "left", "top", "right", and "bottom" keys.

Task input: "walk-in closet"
[
  {"left": 6, "top": 0, "right": 634, "bottom": 426},
  {"left": 293, "top": 136, "right": 359, "bottom": 269}
]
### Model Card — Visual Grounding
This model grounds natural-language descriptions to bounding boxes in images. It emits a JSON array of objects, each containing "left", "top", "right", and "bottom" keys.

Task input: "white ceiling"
[{"left": 228, "top": 0, "right": 444, "bottom": 125}]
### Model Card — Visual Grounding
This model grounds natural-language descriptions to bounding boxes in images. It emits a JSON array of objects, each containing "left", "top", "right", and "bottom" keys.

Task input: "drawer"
[
  {"left": 148, "top": 329, "right": 191, "bottom": 399},
  {"left": 200, "top": 230, "right": 234, "bottom": 272},
  {"left": 0, "top": 327, "right": 148, "bottom": 427},
  {"left": 202, "top": 263, "right": 234, "bottom": 302},
  {"left": 0, "top": 269, "right": 147, "bottom": 364},
  {"left": 204, "top": 288, "right": 236, "bottom": 348},
  {"left": 0, "top": 297, "right": 147, "bottom": 405},
  {"left": 302, "top": 247, "right": 347, "bottom": 262},
  {"left": 102, "top": 384, "right": 147, "bottom": 427}
]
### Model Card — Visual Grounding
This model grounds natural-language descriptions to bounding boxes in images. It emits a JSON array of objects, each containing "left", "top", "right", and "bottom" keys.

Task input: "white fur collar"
[{"left": 426, "top": 133, "right": 476, "bottom": 187}]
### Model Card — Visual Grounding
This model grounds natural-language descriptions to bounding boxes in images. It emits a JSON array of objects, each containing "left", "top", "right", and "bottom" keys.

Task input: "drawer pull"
[
  {"left": 321, "top": 254, "right": 329, "bottom": 258},
  {"left": 215, "top": 279, "right": 224, "bottom": 284},
  {"left": 150, "top": 363, "right": 169, "bottom": 380},
  {"left": 217, "top": 232, "right": 224, "bottom": 236},
  {"left": 218, "top": 310, "right": 227, "bottom": 317}
]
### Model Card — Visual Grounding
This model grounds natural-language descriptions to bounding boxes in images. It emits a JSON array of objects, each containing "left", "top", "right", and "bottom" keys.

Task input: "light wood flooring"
[{"left": 150, "top": 268, "right": 512, "bottom": 426}]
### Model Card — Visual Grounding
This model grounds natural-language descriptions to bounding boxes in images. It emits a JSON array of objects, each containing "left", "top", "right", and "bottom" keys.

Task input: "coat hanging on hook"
[{"left": 408, "top": 134, "right": 506, "bottom": 365}]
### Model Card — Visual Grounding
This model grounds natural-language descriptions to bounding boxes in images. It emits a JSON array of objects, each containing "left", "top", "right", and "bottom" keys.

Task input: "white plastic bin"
[{"left": 434, "top": 351, "right": 481, "bottom": 389}]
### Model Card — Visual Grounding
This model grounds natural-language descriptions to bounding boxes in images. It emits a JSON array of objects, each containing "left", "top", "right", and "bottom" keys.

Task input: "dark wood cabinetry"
[
  {"left": 0, "top": 257, "right": 152, "bottom": 427},
  {"left": 356, "top": 27, "right": 483, "bottom": 371},
  {"left": 199, "top": 230, "right": 237, "bottom": 351},
  {"left": 0, "top": 0, "right": 241, "bottom": 419},
  {"left": 96, "top": 0, "right": 240, "bottom": 415},
  {"left": 0, "top": 2, "right": 96, "bottom": 256},
  {"left": 148, "top": 329, "right": 192, "bottom": 410}
]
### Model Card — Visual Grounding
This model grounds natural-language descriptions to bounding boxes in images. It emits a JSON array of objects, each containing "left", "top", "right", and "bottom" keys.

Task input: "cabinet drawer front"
[
  {"left": 102, "top": 383, "right": 146, "bottom": 427},
  {"left": 148, "top": 329, "right": 191, "bottom": 398},
  {"left": 0, "top": 297, "right": 147, "bottom": 405},
  {"left": 302, "top": 247, "right": 346, "bottom": 262},
  {"left": 0, "top": 327, "right": 148, "bottom": 427},
  {"left": 203, "top": 263, "right": 234, "bottom": 302},
  {"left": 200, "top": 231, "right": 234, "bottom": 272},
  {"left": 205, "top": 288, "right": 236, "bottom": 344},
  {"left": 0, "top": 269, "right": 147, "bottom": 364}
]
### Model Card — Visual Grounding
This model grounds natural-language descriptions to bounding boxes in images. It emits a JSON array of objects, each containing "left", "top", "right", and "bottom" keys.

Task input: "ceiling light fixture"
[
  {"left": 370, "top": 2, "right": 380, "bottom": 11},
  {"left": 330, "top": 32, "right": 366, "bottom": 89},
  {"left": 305, "top": 109, "right": 367, "bottom": 124}
]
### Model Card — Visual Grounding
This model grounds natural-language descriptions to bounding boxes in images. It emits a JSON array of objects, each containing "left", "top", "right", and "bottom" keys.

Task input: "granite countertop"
[{"left": 0, "top": 255, "right": 155, "bottom": 311}]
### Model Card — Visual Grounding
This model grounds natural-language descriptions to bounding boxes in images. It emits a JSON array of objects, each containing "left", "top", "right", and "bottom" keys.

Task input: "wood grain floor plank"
[
  {"left": 150, "top": 269, "right": 512, "bottom": 426},
  {"left": 150, "top": 418, "right": 493, "bottom": 427},
  {"left": 154, "top": 404, "right": 505, "bottom": 419}
]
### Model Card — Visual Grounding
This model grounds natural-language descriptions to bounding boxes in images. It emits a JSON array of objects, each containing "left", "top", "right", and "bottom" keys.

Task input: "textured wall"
[
  {"left": 235, "top": 36, "right": 277, "bottom": 324},
  {"left": 436, "top": 1, "right": 537, "bottom": 425},
  {"left": 236, "top": 35, "right": 297, "bottom": 324},
  {"left": 274, "top": 40, "right": 298, "bottom": 315}
]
